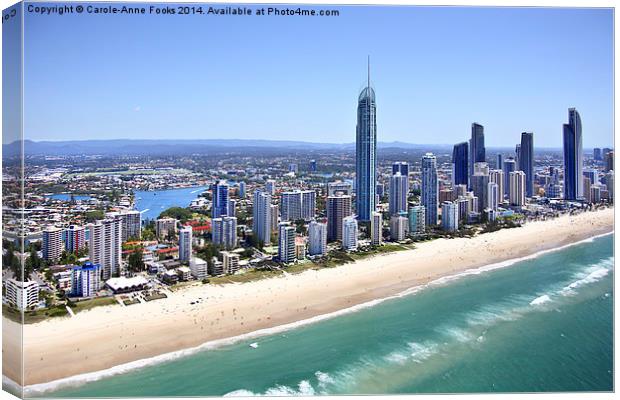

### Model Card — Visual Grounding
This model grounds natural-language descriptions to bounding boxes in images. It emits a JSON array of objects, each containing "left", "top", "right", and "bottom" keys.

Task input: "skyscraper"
[
  {"left": 452, "top": 141, "right": 469, "bottom": 186},
  {"left": 469, "top": 123, "right": 485, "bottom": 184},
  {"left": 390, "top": 215, "right": 408, "bottom": 241},
  {"left": 519, "top": 132, "right": 534, "bottom": 197},
  {"left": 370, "top": 211, "right": 382, "bottom": 246},
  {"left": 88, "top": 217, "right": 122, "bottom": 280},
  {"left": 563, "top": 108, "right": 583, "bottom": 200},
  {"left": 471, "top": 171, "right": 489, "bottom": 213},
  {"left": 64, "top": 225, "right": 86, "bottom": 255},
  {"left": 212, "top": 216, "right": 237, "bottom": 250},
  {"left": 489, "top": 169, "right": 504, "bottom": 202},
  {"left": 280, "top": 191, "right": 315, "bottom": 221},
  {"left": 487, "top": 182, "right": 499, "bottom": 211},
  {"left": 178, "top": 225, "right": 193, "bottom": 262},
  {"left": 496, "top": 153, "right": 503, "bottom": 170},
  {"left": 392, "top": 161, "right": 409, "bottom": 177},
  {"left": 277, "top": 223, "right": 296, "bottom": 264},
  {"left": 441, "top": 201, "right": 459, "bottom": 232},
  {"left": 253, "top": 190, "right": 272, "bottom": 245},
  {"left": 509, "top": 171, "right": 526, "bottom": 206},
  {"left": 308, "top": 220, "right": 327, "bottom": 256},
  {"left": 408, "top": 205, "right": 426, "bottom": 236},
  {"left": 605, "top": 151, "right": 614, "bottom": 172},
  {"left": 389, "top": 172, "right": 408, "bottom": 216},
  {"left": 327, "top": 195, "right": 352, "bottom": 242},
  {"left": 106, "top": 210, "right": 141, "bottom": 242},
  {"left": 42, "top": 226, "right": 63, "bottom": 261},
  {"left": 212, "top": 180, "right": 230, "bottom": 219},
  {"left": 502, "top": 158, "right": 516, "bottom": 198},
  {"left": 342, "top": 216, "right": 358, "bottom": 251},
  {"left": 355, "top": 61, "right": 377, "bottom": 221},
  {"left": 421, "top": 153, "right": 438, "bottom": 226}
]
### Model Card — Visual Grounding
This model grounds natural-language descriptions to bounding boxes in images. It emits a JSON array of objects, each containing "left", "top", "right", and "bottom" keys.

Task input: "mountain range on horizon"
[{"left": 2, "top": 138, "right": 568, "bottom": 157}]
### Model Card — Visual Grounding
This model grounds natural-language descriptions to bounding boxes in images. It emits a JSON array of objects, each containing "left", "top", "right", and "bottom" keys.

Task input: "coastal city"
[{"left": 1, "top": 78, "right": 614, "bottom": 322}]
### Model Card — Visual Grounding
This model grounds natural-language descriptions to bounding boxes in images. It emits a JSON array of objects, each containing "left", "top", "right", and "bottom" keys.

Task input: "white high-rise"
[
  {"left": 308, "top": 220, "right": 327, "bottom": 256},
  {"left": 487, "top": 182, "right": 499, "bottom": 211},
  {"left": 342, "top": 216, "right": 358, "bottom": 251},
  {"left": 489, "top": 169, "right": 504, "bottom": 202},
  {"left": 390, "top": 215, "right": 408, "bottom": 241},
  {"left": 178, "top": 225, "right": 193, "bottom": 262},
  {"left": 106, "top": 210, "right": 141, "bottom": 242},
  {"left": 389, "top": 172, "right": 408, "bottom": 216},
  {"left": 88, "top": 217, "right": 122, "bottom": 280},
  {"left": 509, "top": 171, "right": 526, "bottom": 206},
  {"left": 278, "top": 223, "right": 296, "bottom": 264},
  {"left": 408, "top": 205, "right": 426, "bottom": 236},
  {"left": 441, "top": 201, "right": 459, "bottom": 232},
  {"left": 42, "top": 226, "right": 63, "bottom": 261},
  {"left": 280, "top": 190, "right": 316, "bottom": 221},
  {"left": 212, "top": 216, "right": 237, "bottom": 250}
]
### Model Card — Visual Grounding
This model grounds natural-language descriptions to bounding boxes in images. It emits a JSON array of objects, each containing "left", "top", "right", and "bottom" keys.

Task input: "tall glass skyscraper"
[
  {"left": 469, "top": 123, "right": 485, "bottom": 186},
  {"left": 212, "top": 180, "right": 229, "bottom": 219},
  {"left": 452, "top": 141, "right": 468, "bottom": 186},
  {"left": 519, "top": 132, "right": 534, "bottom": 197},
  {"left": 421, "top": 153, "right": 438, "bottom": 226},
  {"left": 502, "top": 157, "right": 516, "bottom": 198},
  {"left": 563, "top": 108, "right": 583, "bottom": 200},
  {"left": 355, "top": 65, "right": 377, "bottom": 221}
]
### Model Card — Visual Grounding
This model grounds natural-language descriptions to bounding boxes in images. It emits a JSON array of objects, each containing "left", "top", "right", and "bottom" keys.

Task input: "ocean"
[{"left": 35, "top": 234, "right": 613, "bottom": 397}]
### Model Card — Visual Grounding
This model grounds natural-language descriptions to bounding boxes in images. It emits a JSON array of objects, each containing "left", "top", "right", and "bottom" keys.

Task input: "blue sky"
[{"left": 17, "top": 3, "right": 614, "bottom": 147}]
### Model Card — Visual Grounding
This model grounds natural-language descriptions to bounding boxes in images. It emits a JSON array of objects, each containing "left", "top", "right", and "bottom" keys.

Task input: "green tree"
[
  {"left": 128, "top": 248, "right": 145, "bottom": 273},
  {"left": 159, "top": 207, "right": 193, "bottom": 222}
]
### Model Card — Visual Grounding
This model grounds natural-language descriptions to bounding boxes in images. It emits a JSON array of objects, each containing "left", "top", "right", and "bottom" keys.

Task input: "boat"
[{"left": 249, "top": 342, "right": 259, "bottom": 349}]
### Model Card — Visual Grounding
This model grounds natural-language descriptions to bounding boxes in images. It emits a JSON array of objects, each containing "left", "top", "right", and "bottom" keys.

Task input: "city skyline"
[{"left": 8, "top": 5, "right": 613, "bottom": 147}]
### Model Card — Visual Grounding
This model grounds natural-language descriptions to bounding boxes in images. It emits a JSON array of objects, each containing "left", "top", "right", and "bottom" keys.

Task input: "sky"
[{"left": 11, "top": 3, "right": 615, "bottom": 147}]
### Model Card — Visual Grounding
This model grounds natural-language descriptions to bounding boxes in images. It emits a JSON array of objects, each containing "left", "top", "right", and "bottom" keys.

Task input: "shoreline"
[
  {"left": 3, "top": 208, "right": 614, "bottom": 391},
  {"left": 22, "top": 230, "right": 615, "bottom": 396}
]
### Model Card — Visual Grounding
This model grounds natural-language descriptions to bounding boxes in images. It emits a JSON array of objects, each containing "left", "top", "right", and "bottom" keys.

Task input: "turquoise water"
[
  {"left": 38, "top": 234, "right": 613, "bottom": 396},
  {"left": 134, "top": 186, "right": 207, "bottom": 221}
]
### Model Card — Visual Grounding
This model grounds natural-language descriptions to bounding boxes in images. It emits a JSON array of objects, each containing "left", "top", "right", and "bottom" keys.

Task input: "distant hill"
[{"left": 3, "top": 139, "right": 459, "bottom": 156}]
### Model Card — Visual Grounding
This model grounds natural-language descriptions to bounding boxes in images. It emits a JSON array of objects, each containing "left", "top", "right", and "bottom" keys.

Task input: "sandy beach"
[{"left": 3, "top": 208, "right": 614, "bottom": 388}]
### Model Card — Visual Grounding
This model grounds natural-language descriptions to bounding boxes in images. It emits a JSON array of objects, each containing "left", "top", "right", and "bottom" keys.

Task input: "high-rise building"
[
  {"left": 70, "top": 262, "right": 101, "bottom": 298},
  {"left": 519, "top": 132, "right": 534, "bottom": 197},
  {"left": 221, "top": 251, "right": 240, "bottom": 274},
  {"left": 64, "top": 225, "right": 86, "bottom": 255},
  {"left": 390, "top": 215, "right": 408, "bottom": 241},
  {"left": 281, "top": 190, "right": 316, "bottom": 221},
  {"left": 212, "top": 180, "right": 230, "bottom": 219},
  {"left": 5, "top": 279, "right": 39, "bottom": 311},
  {"left": 593, "top": 148, "right": 602, "bottom": 161},
  {"left": 583, "top": 176, "right": 592, "bottom": 203},
  {"left": 178, "top": 225, "right": 193, "bottom": 262},
  {"left": 605, "top": 151, "right": 614, "bottom": 172},
  {"left": 270, "top": 204, "right": 279, "bottom": 233},
  {"left": 563, "top": 108, "right": 583, "bottom": 200},
  {"left": 469, "top": 123, "right": 486, "bottom": 184},
  {"left": 392, "top": 162, "right": 409, "bottom": 177},
  {"left": 487, "top": 182, "right": 499, "bottom": 211},
  {"left": 515, "top": 144, "right": 521, "bottom": 169},
  {"left": 212, "top": 216, "right": 237, "bottom": 250},
  {"left": 252, "top": 190, "right": 272, "bottom": 246},
  {"left": 496, "top": 153, "right": 504, "bottom": 170},
  {"left": 606, "top": 171, "right": 614, "bottom": 203},
  {"left": 190, "top": 257, "right": 209, "bottom": 280},
  {"left": 327, "top": 181, "right": 352, "bottom": 196},
  {"left": 265, "top": 179, "right": 276, "bottom": 195},
  {"left": 452, "top": 141, "right": 469, "bottom": 186},
  {"left": 327, "top": 194, "right": 352, "bottom": 242},
  {"left": 310, "top": 159, "right": 317, "bottom": 172},
  {"left": 509, "top": 171, "right": 526, "bottom": 206},
  {"left": 155, "top": 218, "right": 177, "bottom": 239},
  {"left": 42, "top": 226, "right": 63, "bottom": 261},
  {"left": 277, "top": 223, "right": 296, "bottom": 264},
  {"left": 342, "top": 216, "right": 358, "bottom": 251},
  {"left": 227, "top": 199, "right": 237, "bottom": 218},
  {"left": 502, "top": 158, "right": 516, "bottom": 198},
  {"left": 107, "top": 210, "right": 141, "bottom": 242},
  {"left": 370, "top": 211, "right": 382, "bottom": 246},
  {"left": 238, "top": 181, "right": 246, "bottom": 198},
  {"left": 489, "top": 169, "right": 504, "bottom": 202},
  {"left": 308, "top": 221, "right": 327, "bottom": 256},
  {"left": 471, "top": 169, "right": 489, "bottom": 213},
  {"left": 441, "top": 201, "right": 459, "bottom": 232},
  {"left": 583, "top": 169, "right": 599, "bottom": 186},
  {"left": 421, "top": 153, "right": 438, "bottom": 226},
  {"left": 88, "top": 217, "right": 122, "bottom": 280},
  {"left": 389, "top": 172, "right": 408, "bottom": 216},
  {"left": 408, "top": 205, "right": 426, "bottom": 236},
  {"left": 355, "top": 64, "right": 377, "bottom": 222}
]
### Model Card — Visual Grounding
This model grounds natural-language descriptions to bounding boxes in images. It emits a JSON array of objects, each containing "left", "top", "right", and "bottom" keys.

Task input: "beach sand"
[{"left": 3, "top": 208, "right": 614, "bottom": 387}]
